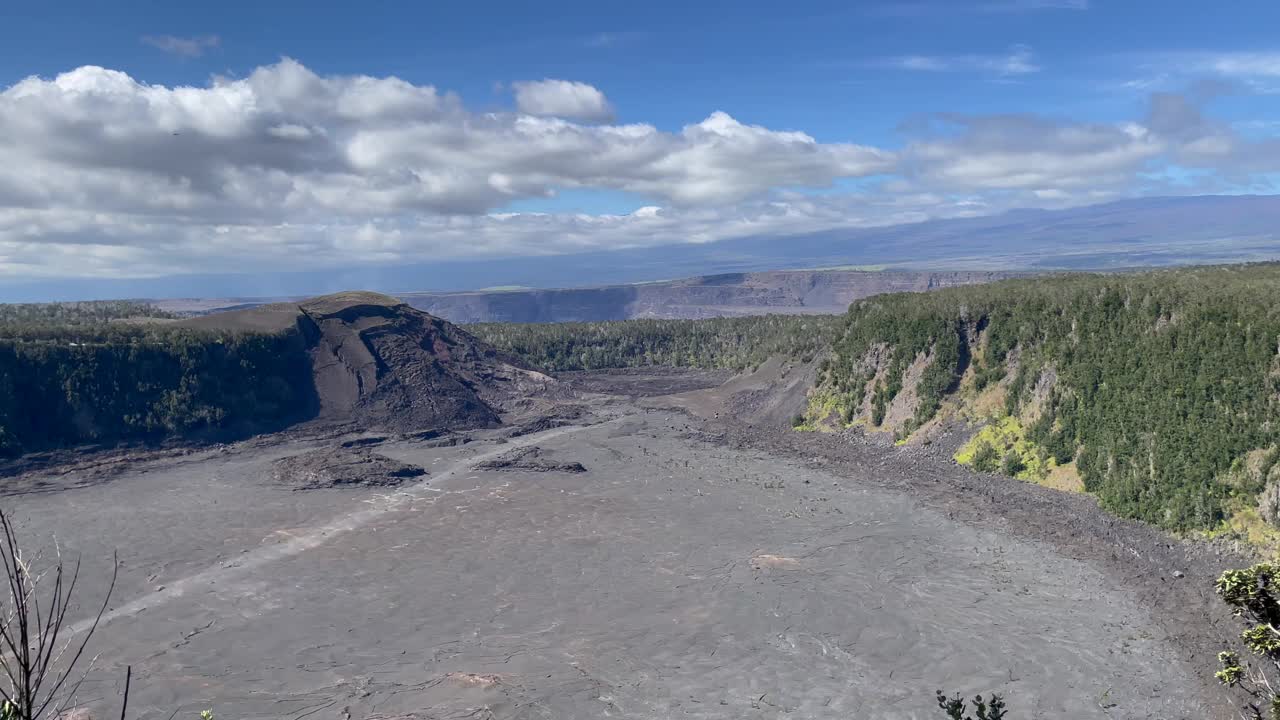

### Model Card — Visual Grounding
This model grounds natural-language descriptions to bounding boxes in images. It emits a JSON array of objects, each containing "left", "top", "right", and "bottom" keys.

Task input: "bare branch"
[{"left": 0, "top": 508, "right": 117, "bottom": 720}]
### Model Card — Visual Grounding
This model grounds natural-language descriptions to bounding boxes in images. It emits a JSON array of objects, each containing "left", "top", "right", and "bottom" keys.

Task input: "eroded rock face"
[
  {"left": 880, "top": 349, "right": 932, "bottom": 432},
  {"left": 1260, "top": 480, "right": 1280, "bottom": 526},
  {"left": 270, "top": 447, "right": 426, "bottom": 490},
  {"left": 185, "top": 291, "right": 561, "bottom": 434}
]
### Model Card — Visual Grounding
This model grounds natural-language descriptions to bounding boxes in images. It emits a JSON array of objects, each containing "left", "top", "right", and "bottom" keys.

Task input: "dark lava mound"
[
  {"left": 271, "top": 448, "right": 426, "bottom": 490},
  {"left": 182, "top": 291, "right": 558, "bottom": 433},
  {"left": 475, "top": 446, "right": 587, "bottom": 473},
  {"left": 505, "top": 405, "right": 587, "bottom": 438}
]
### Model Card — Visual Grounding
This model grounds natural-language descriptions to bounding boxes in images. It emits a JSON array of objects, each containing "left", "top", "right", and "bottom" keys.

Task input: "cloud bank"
[{"left": 0, "top": 58, "right": 1275, "bottom": 280}]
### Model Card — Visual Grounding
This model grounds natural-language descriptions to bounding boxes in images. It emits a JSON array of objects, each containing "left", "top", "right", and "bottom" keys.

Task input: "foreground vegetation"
[
  {"left": 0, "top": 302, "right": 312, "bottom": 456},
  {"left": 814, "top": 263, "right": 1280, "bottom": 532},
  {"left": 1216, "top": 563, "right": 1280, "bottom": 719},
  {"left": 471, "top": 314, "right": 841, "bottom": 371}
]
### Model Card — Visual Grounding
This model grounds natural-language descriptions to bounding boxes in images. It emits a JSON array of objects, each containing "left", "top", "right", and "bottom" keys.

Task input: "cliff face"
[
  {"left": 401, "top": 270, "right": 1019, "bottom": 323},
  {"left": 183, "top": 291, "right": 557, "bottom": 433}
]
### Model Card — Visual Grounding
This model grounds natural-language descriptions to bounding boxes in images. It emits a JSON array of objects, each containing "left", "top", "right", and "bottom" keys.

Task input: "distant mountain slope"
[
  {"left": 4, "top": 194, "right": 1278, "bottom": 303},
  {"left": 398, "top": 269, "right": 1019, "bottom": 323},
  {"left": 155, "top": 269, "right": 1018, "bottom": 323}
]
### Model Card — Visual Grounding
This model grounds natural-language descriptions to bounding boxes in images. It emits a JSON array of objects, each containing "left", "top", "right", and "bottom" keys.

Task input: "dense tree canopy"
[
  {"left": 0, "top": 303, "right": 312, "bottom": 456},
  {"left": 471, "top": 315, "right": 841, "bottom": 371},
  {"left": 822, "top": 264, "right": 1280, "bottom": 531}
]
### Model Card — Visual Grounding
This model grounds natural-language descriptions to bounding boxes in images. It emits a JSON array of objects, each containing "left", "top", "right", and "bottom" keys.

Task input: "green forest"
[
  {"left": 0, "top": 299, "right": 176, "bottom": 331},
  {"left": 818, "top": 263, "right": 1280, "bottom": 532},
  {"left": 0, "top": 302, "right": 313, "bottom": 456},
  {"left": 471, "top": 314, "right": 841, "bottom": 371}
]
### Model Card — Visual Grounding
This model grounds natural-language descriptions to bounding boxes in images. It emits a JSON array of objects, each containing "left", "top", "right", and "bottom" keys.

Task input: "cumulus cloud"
[
  {"left": 0, "top": 58, "right": 1277, "bottom": 282},
  {"left": 0, "top": 60, "right": 898, "bottom": 278},
  {"left": 898, "top": 113, "right": 1163, "bottom": 193},
  {"left": 512, "top": 79, "right": 615, "bottom": 121},
  {"left": 1143, "top": 92, "right": 1280, "bottom": 174},
  {"left": 141, "top": 34, "right": 220, "bottom": 58},
  {"left": 0, "top": 60, "right": 892, "bottom": 214}
]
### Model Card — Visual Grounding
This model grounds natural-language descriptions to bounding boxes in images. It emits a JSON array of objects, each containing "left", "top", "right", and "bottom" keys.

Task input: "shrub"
[
  {"left": 972, "top": 443, "right": 1000, "bottom": 473},
  {"left": 936, "top": 690, "right": 1008, "bottom": 720},
  {"left": 1001, "top": 452, "right": 1027, "bottom": 476},
  {"left": 1214, "top": 563, "right": 1280, "bottom": 718}
]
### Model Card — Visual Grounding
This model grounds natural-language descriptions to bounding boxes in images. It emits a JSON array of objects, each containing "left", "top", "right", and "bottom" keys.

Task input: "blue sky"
[
  {"left": 0, "top": 0, "right": 1279, "bottom": 287},
  {"left": 7, "top": 0, "right": 1276, "bottom": 133}
]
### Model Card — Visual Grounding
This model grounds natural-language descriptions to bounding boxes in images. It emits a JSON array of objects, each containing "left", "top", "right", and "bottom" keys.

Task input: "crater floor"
[{"left": 10, "top": 407, "right": 1211, "bottom": 719}]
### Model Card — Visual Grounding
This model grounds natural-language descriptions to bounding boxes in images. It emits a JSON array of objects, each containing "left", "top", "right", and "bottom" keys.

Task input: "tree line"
[{"left": 470, "top": 314, "right": 842, "bottom": 371}]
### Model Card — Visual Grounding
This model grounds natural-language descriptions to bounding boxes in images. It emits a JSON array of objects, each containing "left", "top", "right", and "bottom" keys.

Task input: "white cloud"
[
  {"left": 0, "top": 60, "right": 899, "bottom": 277},
  {"left": 0, "top": 60, "right": 892, "bottom": 215},
  {"left": 512, "top": 79, "right": 615, "bottom": 121},
  {"left": 141, "top": 34, "right": 220, "bottom": 58},
  {"left": 1132, "top": 51, "right": 1280, "bottom": 94},
  {"left": 1199, "top": 52, "right": 1280, "bottom": 78},
  {"left": 899, "top": 114, "right": 1164, "bottom": 192},
  {"left": 883, "top": 45, "right": 1040, "bottom": 77},
  {"left": 0, "top": 194, "right": 1004, "bottom": 280},
  {"left": 0, "top": 58, "right": 1277, "bottom": 282}
]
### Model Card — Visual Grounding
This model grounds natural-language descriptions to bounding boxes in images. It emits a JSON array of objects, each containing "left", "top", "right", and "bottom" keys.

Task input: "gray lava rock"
[
  {"left": 271, "top": 448, "right": 426, "bottom": 490},
  {"left": 474, "top": 446, "right": 587, "bottom": 473}
]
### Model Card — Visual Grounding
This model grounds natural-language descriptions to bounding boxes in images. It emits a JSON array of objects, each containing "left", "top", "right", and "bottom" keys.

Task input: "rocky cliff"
[{"left": 181, "top": 291, "right": 557, "bottom": 433}]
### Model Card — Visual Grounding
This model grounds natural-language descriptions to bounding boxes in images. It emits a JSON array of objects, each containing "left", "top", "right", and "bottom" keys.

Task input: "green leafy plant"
[
  {"left": 1215, "top": 563, "right": 1280, "bottom": 718},
  {"left": 935, "top": 690, "right": 1008, "bottom": 720}
]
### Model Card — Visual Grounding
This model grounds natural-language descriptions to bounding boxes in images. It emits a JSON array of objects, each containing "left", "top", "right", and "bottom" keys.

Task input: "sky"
[{"left": 2, "top": 0, "right": 1280, "bottom": 290}]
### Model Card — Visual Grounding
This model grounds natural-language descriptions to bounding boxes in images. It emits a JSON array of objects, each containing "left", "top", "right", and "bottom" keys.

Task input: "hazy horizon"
[{"left": 2, "top": 193, "right": 1278, "bottom": 302}]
